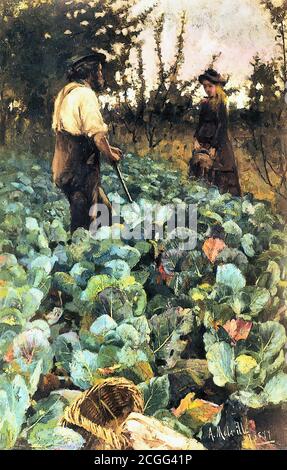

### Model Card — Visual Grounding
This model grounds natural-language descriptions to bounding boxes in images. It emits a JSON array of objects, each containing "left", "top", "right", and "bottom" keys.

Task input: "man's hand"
[
  {"left": 94, "top": 133, "right": 123, "bottom": 164},
  {"left": 110, "top": 146, "right": 123, "bottom": 156},
  {"left": 109, "top": 147, "right": 123, "bottom": 163}
]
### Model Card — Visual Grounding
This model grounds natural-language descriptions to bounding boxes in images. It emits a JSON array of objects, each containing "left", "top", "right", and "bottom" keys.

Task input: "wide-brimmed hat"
[
  {"left": 198, "top": 68, "right": 227, "bottom": 86},
  {"left": 67, "top": 52, "right": 107, "bottom": 70}
]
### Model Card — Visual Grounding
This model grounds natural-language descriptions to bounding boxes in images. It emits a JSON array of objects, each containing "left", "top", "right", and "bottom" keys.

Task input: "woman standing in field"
[{"left": 190, "top": 68, "right": 241, "bottom": 197}]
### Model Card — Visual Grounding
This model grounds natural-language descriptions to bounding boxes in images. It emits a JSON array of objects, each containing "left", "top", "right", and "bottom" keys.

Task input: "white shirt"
[{"left": 52, "top": 82, "right": 108, "bottom": 138}]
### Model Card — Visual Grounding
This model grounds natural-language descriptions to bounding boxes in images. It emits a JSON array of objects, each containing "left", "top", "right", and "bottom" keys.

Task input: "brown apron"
[{"left": 52, "top": 84, "right": 111, "bottom": 232}]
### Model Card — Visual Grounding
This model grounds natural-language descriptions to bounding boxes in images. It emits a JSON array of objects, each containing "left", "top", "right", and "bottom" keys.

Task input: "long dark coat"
[{"left": 192, "top": 97, "right": 241, "bottom": 197}]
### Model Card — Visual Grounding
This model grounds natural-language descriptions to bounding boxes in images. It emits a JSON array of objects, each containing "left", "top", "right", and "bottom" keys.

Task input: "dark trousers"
[
  {"left": 64, "top": 189, "right": 92, "bottom": 234},
  {"left": 60, "top": 166, "right": 100, "bottom": 233},
  {"left": 60, "top": 168, "right": 113, "bottom": 234}
]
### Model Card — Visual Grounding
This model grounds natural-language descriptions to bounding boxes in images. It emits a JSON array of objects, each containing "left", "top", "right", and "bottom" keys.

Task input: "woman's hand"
[{"left": 193, "top": 139, "right": 201, "bottom": 151}]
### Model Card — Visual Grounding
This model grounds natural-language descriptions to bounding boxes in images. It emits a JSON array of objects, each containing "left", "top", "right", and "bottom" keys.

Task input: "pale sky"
[{"left": 130, "top": 0, "right": 279, "bottom": 107}]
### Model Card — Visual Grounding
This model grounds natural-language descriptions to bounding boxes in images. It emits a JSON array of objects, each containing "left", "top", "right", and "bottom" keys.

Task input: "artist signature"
[{"left": 207, "top": 421, "right": 273, "bottom": 443}]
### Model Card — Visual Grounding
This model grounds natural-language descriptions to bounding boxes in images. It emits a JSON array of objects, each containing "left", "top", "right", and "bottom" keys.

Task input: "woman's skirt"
[{"left": 189, "top": 139, "right": 241, "bottom": 197}]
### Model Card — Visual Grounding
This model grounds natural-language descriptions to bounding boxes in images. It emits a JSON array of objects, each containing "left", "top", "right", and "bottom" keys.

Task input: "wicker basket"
[
  {"left": 60, "top": 377, "right": 144, "bottom": 450},
  {"left": 189, "top": 147, "right": 216, "bottom": 179}
]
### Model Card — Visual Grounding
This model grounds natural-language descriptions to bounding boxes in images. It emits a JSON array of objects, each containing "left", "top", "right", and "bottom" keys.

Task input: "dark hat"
[
  {"left": 198, "top": 68, "right": 227, "bottom": 86},
  {"left": 67, "top": 52, "right": 107, "bottom": 70}
]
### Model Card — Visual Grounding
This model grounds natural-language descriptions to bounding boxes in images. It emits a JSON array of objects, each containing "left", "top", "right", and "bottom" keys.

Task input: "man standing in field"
[{"left": 52, "top": 52, "right": 122, "bottom": 233}]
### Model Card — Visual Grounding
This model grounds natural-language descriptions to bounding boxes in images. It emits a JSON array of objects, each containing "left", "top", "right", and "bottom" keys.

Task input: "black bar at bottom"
[{"left": 0, "top": 449, "right": 285, "bottom": 466}]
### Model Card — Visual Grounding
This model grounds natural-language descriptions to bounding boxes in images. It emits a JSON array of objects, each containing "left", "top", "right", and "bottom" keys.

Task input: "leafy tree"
[
  {"left": 143, "top": 11, "right": 188, "bottom": 148},
  {"left": 0, "top": 0, "right": 153, "bottom": 148},
  {"left": 244, "top": 55, "right": 281, "bottom": 128},
  {"left": 242, "top": 55, "right": 287, "bottom": 203},
  {"left": 115, "top": 41, "right": 147, "bottom": 144},
  {"left": 0, "top": 0, "right": 24, "bottom": 145},
  {"left": 115, "top": 11, "right": 198, "bottom": 149},
  {"left": 261, "top": 0, "right": 287, "bottom": 86}
]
